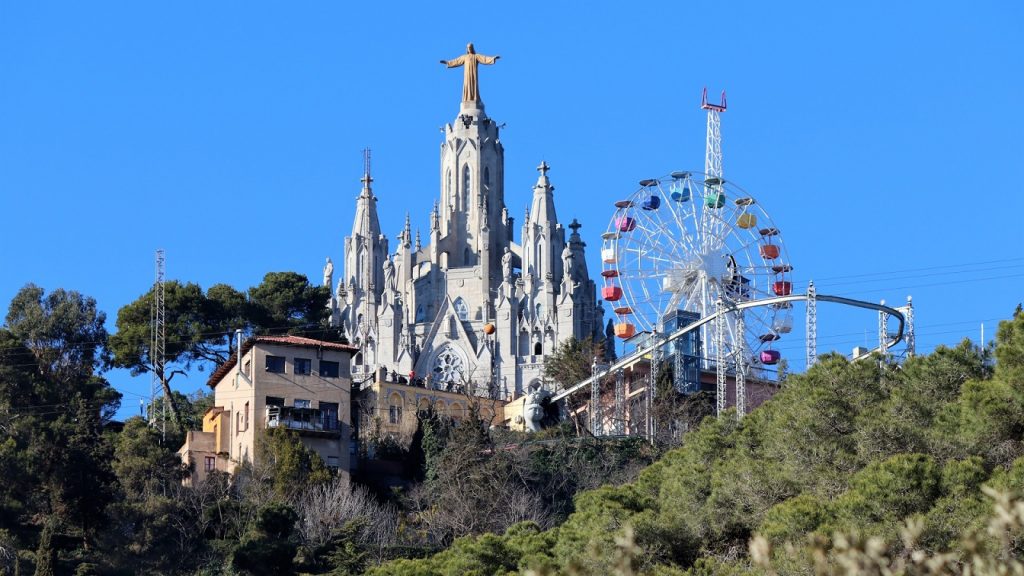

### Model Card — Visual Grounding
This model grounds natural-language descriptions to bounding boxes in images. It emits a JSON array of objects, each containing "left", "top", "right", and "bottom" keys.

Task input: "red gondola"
[{"left": 602, "top": 286, "right": 623, "bottom": 301}]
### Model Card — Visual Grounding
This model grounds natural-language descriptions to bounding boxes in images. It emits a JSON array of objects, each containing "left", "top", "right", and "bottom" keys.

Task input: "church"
[{"left": 323, "top": 43, "right": 605, "bottom": 421}]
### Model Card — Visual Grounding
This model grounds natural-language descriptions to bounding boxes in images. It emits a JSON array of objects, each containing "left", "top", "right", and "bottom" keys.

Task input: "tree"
[
  {"left": 248, "top": 272, "right": 331, "bottom": 336},
  {"left": 1, "top": 285, "right": 121, "bottom": 567},
  {"left": 109, "top": 281, "right": 245, "bottom": 424},
  {"left": 231, "top": 503, "right": 300, "bottom": 576},
  {"left": 5, "top": 284, "right": 109, "bottom": 386},
  {"left": 543, "top": 337, "right": 604, "bottom": 390}
]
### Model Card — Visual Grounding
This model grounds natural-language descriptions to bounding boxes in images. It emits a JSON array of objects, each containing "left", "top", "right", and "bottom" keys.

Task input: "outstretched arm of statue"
[
  {"left": 478, "top": 54, "right": 500, "bottom": 65},
  {"left": 444, "top": 55, "right": 466, "bottom": 68}
]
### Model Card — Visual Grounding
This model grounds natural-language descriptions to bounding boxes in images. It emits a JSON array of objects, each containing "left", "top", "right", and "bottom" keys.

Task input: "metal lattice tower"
[
  {"left": 648, "top": 333, "right": 662, "bottom": 443},
  {"left": 702, "top": 87, "right": 726, "bottom": 182},
  {"left": 613, "top": 369, "right": 625, "bottom": 435},
  {"left": 806, "top": 280, "right": 818, "bottom": 367},
  {"left": 715, "top": 298, "right": 727, "bottom": 416},
  {"left": 702, "top": 88, "right": 728, "bottom": 369},
  {"left": 878, "top": 299, "right": 890, "bottom": 359},
  {"left": 591, "top": 360, "right": 604, "bottom": 437},
  {"left": 903, "top": 296, "right": 915, "bottom": 357},
  {"left": 150, "top": 250, "right": 166, "bottom": 438},
  {"left": 735, "top": 311, "right": 746, "bottom": 417}
]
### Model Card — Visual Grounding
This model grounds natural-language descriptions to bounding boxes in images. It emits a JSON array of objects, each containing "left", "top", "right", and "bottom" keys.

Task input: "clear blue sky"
[{"left": 2, "top": 2, "right": 1022, "bottom": 418}]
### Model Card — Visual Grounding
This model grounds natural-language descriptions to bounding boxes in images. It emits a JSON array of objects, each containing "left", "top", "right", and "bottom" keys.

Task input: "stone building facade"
[
  {"left": 326, "top": 61, "right": 604, "bottom": 402},
  {"left": 178, "top": 335, "right": 357, "bottom": 484}
]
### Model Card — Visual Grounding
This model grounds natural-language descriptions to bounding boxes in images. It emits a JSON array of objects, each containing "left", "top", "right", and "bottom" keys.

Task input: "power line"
[{"left": 807, "top": 256, "right": 1024, "bottom": 283}]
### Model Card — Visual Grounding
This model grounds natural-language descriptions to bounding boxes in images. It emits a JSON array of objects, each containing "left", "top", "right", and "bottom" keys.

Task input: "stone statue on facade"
[
  {"left": 562, "top": 245, "right": 574, "bottom": 280},
  {"left": 522, "top": 388, "right": 547, "bottom": 433},
  {"left": 323, "top": 257, "right": 334, "bottom": 288},
  {"left": 502, "top": 247, "right": 513, "bottom": 282},
  {"left": 383, "top": 257, "right": 396, "bottom": 299},
  {"left": 440, "top": 43, "right": 500, "bottom": 104}
]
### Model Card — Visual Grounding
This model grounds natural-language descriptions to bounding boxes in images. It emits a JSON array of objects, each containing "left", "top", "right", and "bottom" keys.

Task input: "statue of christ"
[{"left": 440, "top": 43, "right": 500, "bottom": 104}]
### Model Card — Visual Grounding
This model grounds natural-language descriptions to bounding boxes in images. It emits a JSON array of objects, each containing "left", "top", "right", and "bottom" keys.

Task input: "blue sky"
[{"left": 2, "top": 2, "right": 1022, "bottom": 417}]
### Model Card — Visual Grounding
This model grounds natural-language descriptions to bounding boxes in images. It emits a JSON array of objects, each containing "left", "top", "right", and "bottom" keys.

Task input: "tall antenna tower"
[{"left": 150, "top": 249, "right": 166, "bottom": 440}]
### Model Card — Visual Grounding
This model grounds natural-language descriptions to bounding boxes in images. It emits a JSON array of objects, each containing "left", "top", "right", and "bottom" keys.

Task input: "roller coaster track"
[{"left": 551, "top": 293, "right": 905, "bottom": 402}]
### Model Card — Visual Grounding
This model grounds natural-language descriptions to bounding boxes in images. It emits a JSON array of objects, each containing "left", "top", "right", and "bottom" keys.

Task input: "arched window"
[
  {"left": 537, "top": 240, "right": 544, "bottom": 278},
  {"left": 450, "top": 402, "right": 464, "bottom": 423},
  {"left": 534, "top": 342, "right": 543, "bottom": 355},
  {"left": 446, "top": 168, "right": 452, "bottom": 204},
  {"left": 418, "top": 398, "right": 431, "bottom": 415},
  {"left": 432, "top": 345, "right": 465, "bottom": 388},
  {"left": 484, "top": 166, "right": 491, "bottom": 190},
  {"left": 388, "top": 392, "right": 403, "bottom": 425},
  {"left": 535, "top": 302, "right": 544, "bottom": 319},
  {"left": 449, "top": 315, "right": 458, "bottom": 338},
  {"left": 464, "top": 247, "right": 473, "bottom": 266},
  {"left": 462, "top": 165, "right": 471, "bottom": 205},
  {"left": 453, "top": 297, "right": 469, "bottom": 321}
]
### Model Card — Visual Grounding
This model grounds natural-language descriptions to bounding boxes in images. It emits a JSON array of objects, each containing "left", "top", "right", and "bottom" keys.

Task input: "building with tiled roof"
[{"left": 177, "top": 335, "right": 357, "bottom": 484}]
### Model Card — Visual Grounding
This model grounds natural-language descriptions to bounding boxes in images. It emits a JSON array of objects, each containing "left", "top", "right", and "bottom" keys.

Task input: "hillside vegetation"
[
  {"left": 4, "top": 280, "right": 1024, "bottom": 575},
  {"left": 369, "top": 311, "right": 1024, "bottom": 575}
]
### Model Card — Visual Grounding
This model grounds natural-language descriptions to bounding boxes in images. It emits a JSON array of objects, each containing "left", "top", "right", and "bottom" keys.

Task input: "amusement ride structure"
[{"left": 553, "top": 89, "right": 915, "bottom": 438}]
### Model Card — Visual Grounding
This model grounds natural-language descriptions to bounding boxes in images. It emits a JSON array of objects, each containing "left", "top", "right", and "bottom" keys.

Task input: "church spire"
[{"left": 529, "top": 160, "right": 558, "bottom": 227}]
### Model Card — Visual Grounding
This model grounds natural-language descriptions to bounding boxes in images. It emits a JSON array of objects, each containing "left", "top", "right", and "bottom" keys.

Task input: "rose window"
[{"left": 432, "top": 348, "right": 465, "bottom": 386}]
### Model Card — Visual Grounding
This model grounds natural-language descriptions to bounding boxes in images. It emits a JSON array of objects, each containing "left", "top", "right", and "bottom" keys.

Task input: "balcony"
[{"left": 266, "top": 406, "right": 341, "bottom": 438}]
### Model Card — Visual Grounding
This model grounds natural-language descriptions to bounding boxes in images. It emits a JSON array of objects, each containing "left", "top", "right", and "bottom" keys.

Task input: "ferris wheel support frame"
[
  {"left": 552, "top": 292, "right": 907, "bottom": 405},
  {"left": 806, "top": 280, "right": 818, "bottom": 367}
]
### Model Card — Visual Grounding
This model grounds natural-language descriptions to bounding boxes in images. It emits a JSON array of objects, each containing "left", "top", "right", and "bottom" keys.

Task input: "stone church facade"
[{"left": 324, "top": 48, "right": 604, "bottom": 402}]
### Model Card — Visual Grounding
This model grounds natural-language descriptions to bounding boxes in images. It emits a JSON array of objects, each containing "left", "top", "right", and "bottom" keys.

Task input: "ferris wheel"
[{"left": 600, "top": 172, "right": 794, "bottom": 375}]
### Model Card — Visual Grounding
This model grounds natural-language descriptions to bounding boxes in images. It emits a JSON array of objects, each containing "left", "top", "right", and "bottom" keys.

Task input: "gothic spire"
[{"left": 529, "top": 160, "right": 558, "bottom": 227}]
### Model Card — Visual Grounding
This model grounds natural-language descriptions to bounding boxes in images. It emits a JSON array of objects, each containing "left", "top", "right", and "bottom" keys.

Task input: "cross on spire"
[
  {"left": 569, "top": 218, "right": 582, "bottom": 234},
  {"left": 537, "top": 161, "right": 550, "bottom": 177},
  {"left": 360, "top": 148, "right": 373, "bottom": 186}
]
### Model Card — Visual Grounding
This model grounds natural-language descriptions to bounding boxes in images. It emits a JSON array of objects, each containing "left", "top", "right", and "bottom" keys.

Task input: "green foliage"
[
  {"left": 996, "top": 308, "right": 1024, "bottom": 384},
  {"left": 5, "top": 284, "right": 109, "bottom": 385},
  {"left": 374, "top": 309, "right": 1024, "bottom": 574},
  {"left": 33, "top": 519, "right": 56, "bottom": 576},
  {"left": 110, "top": 280, "right": 237, "bottom": 374},
  {"left": 247, "top": 271, "right": 330, "bottom": 335},
  {"left": 543, "top": 337, "right": 603, "bottom": 389},
  {"left": 254, "top": 427, "right": 333, "bottom": 499},
  {"left": 826, "top": 453, "right": 941, "bottom": 540},
  {"left": 1, "top": 285, "right": 120, "bottom": 571},
  {"left": 758, "top": 493, "right": 829, "bottom": 545},
  {"left": 231, "top": 503, "right": 300, "bottom": 575}
]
